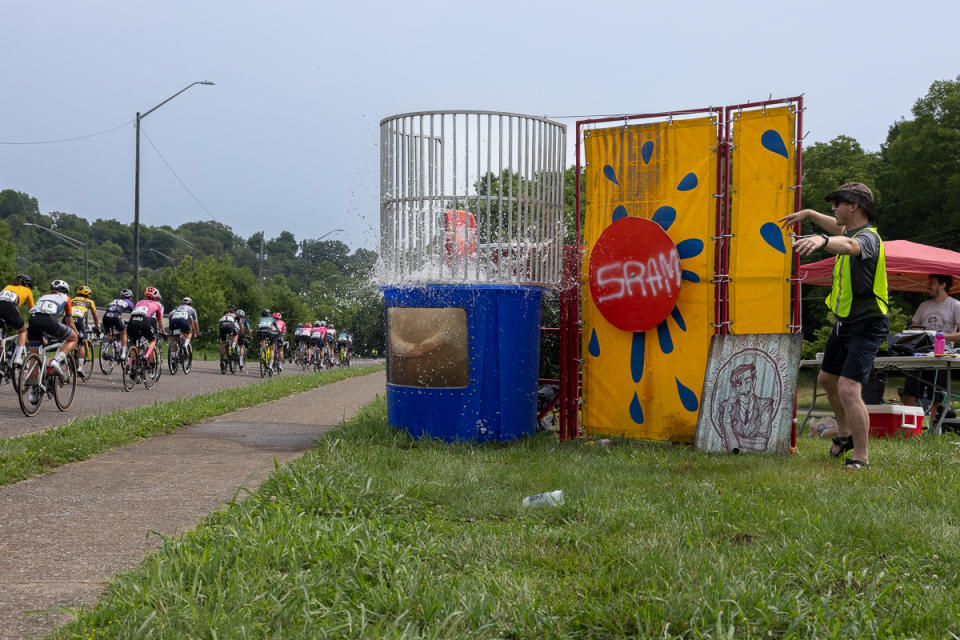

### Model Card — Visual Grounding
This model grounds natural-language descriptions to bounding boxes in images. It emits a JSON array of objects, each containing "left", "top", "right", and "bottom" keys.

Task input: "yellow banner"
[
  {"left": 582, "top": 118, "right": 718, "bottom": 441},
  {"left": 728, "top": 107, "right": 796, "bottom": 334}
]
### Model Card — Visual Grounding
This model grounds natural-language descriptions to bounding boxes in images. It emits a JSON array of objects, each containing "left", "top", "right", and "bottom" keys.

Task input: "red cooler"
[{"left": 865, "top": 404, "right": 924, "bottom": 438}]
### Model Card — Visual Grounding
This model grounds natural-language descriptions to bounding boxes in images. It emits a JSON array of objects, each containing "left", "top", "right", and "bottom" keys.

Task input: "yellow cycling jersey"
[
  {"left": 71, "top": 296, "right": 97, "bottom": 321},
  {"left": 0, "top": 284, "right": 35, "bottom": 309}
]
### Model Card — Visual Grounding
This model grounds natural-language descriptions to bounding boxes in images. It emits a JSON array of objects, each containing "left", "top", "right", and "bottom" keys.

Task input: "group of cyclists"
[
  {"left": 293, "top": 320, "right": 353, "bottom": 368},
  {"left": 0, "top": 273, "right": 355, "bottom": 414}
]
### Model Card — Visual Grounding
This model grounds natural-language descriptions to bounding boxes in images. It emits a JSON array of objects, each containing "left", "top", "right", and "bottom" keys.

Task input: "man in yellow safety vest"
[{"left": 780, "top": 182, "right": 888, "bottom": 471}]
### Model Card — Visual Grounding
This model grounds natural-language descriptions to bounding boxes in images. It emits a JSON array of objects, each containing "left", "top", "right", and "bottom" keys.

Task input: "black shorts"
[
  {"left": 27, "top": 313, "right": 72, "bottom": 343},
  {"left": 309, "top": 336, "right": 323, "bottom": 346},
  {"left": 219, "top": 322, "right": 238, "bottom": 341},
  {"left": 238, "top": 332, "right": 248, "bottom": 347},
  {"left": 0, "top": 300, "right": 24, "bottom": 331},
  {"left": 102, "top": 313, "right": 126, "bottom": 335},
  {"left": 127, "top": 315, "right": 158, "bottom": 343},
  {"left": 903, "top": 369, "right": 947, "bottom": 402},
  {"left": 170, "top": 317, "right": 192, "bottom": 334},
  {"left": 258, "top": 330, "right": 279, "bottom": 344},
  {"left": 821, "top": 315, "right": 889, "bottom": 385}
]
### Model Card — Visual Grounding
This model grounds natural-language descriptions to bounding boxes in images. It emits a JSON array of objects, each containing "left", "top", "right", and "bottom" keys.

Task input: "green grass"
[
  {"left": 0, "top": 365, "right": 383, "bottom": 487},
  {"left": 52, "top": 398, "right": 960, "bottom": 639}
]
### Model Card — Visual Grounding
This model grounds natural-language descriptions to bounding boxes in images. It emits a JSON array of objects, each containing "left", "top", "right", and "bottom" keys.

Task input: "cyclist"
[
  {"left": 0, "top": 273, "right": 35, "bottom": 366},
  {"left": 26, "top": 280, "right": 78, "bottom": 382},
  {"left": 296, "top": 322, "right": 311, "bottom": 363},
  {"left": 325, "top": 322, "right": 338, "bottom": 365},
  {"left": 127, "top": 287, "right": 165, "bottom": 371},
  {"left": 257, "top": 309, "right": 280, "bottom": 366},
  {"left": 309, "top": 320, "right": 326, "bottom": 364},
  {"left": 337, "top": 331, "right": 349, "bottom": 364},
  {"left": 102, "top": 288, "right": 135, "bottom": 360},
  {"left": 272, "top": 312, "right": 286, "bottom": 371},
  {"left": 70, "top": 285, "right": 101, "bottom": 380},
  {"left": 236, "top": 309, "right": 252, "bottom": 367},
  {"left": 218, "top": 305, "right": 241, "bottom": 361},
  {"left": 169, "top": 297, "right": 200, "bottom": 356}
]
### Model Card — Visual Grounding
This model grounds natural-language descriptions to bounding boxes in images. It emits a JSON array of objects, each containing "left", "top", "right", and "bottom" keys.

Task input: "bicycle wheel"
[
  {"left": 53, "top": 355, "right": 78, "bottom": 411},
  {"left": 77, "top": 339, "right": 94, "bottom": 381},
  {"left": 121, "top": 346, "right": 138, "bottom": 391},
  {"left": 18, "top": 353, "right": 44, "bottom": 417},
  {"left": 220, "top": 344, "right": 228, "bottom": 374},
  {"left": 143, "top": 348, "right": 159, "bottom": 389},
  {"left": 182, "top": 345, "right": 193, "bottom": 374},
  {"left": 236, "top": 348, "right": 244, "bottom": 372},
  {"left": 259, "top": 345, "right": 267, "bottom": 378},
  {"left": 168, "top": 339, "right": 179, "bottom": 375},
  {"left": 99, "top": 340, "right": 116, "bottom": 375}
]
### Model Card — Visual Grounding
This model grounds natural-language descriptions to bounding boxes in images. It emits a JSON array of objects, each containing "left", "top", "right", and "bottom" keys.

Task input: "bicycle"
[
  {"left": 76, "top": 329, "right": 97, "bottom": 382},
  {"left": 166, "top": 329, "right": 193, "bottom": 375},
  {"left": 219, "top": 339, "right": 238, "bottom": 375},
  {"left": 338, "top": 345, "right": 351, "bottom": 367},
  {"left": 0, "top": 328, "right": 23, "bottom": 391},
  {"left": 98, "top": 329, "right": 123, "bottom": 376},
  {"left": 122, "top": 337, "right": 161, "bottom": 391},
  {"left": 18, "top": 341, "right": 78, "bottom": 417},
  {"left": 259, "top": 338, "right": 274, "bottom": 378}
]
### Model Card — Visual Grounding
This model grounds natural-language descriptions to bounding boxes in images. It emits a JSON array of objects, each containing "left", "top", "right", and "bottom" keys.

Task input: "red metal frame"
[{"left": 552, "top": 99, "right": 804, "bottom": 442}]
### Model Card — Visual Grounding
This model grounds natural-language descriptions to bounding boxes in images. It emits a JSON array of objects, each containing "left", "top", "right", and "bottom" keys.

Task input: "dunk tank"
[
  {"left": 577, "top": 99, "right": 805, "bottom": 453},
  {"left": 379, "top": 111, "right": 566, "bottom": 441}
]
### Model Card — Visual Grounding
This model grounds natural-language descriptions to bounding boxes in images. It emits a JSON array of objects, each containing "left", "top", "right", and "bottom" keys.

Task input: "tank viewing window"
[{"left": 387, "top": 307, "right": 469, "bottom": 387}]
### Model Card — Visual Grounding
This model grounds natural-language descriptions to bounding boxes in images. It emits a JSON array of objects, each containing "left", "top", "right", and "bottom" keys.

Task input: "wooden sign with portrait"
[{"left": 694, "top": 333, "right": 802, "bottom": 454}]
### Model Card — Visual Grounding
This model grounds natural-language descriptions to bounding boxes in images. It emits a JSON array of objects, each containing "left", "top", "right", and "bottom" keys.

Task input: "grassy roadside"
[
  {"left": 53, "top": 397, "right": 960, "bottom": 639},
  {"left": 0, "top": 365, "right": 383, "bottom": 487}
]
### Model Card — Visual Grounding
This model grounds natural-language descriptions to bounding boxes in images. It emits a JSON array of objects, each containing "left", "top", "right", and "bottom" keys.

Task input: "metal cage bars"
[{"left": 379, "top": 111, "right": 567, "bottom": 287}]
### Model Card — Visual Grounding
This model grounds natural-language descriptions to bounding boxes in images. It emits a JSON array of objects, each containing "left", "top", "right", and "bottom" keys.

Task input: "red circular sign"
[{"left": 588, "top": 217, "right": 682, "bottom": 332}]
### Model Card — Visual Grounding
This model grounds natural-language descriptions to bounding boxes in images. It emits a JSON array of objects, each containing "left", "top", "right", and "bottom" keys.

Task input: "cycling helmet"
[
  {"left": 51, "top": 279, "right": 69, "bottom": 293},
  {"left": 297, "top": 323, "right": 303, "bottom": 329},
  {"left": 15, "top": 274, "right": 32, "bottom": 287},
  {"left": 261, "top": 308, "right": 271, "bottom": 317},
  {"left": 304, "top": 322, "right": 312, "bottom": 328},
  {"left": 181, "top": 296, "right": 193, "bottom": 306},
  {"left": 237, "top": 309, "right": 246, "bottom": 317},
  {"left": 120, "top": 288, "right": 134, "bottom": 299},
  {"left": 319, "top": 321, "right": 326, "bottom": 327},
  {"left": 226, "top": 304, "right": 236, "bottom": 312},
  {"left": 144, "top": 286, "right": 160, "bottom": 301},
  {"left": 272, "top": 312, "right": 282, "bottom": 320},
  {"left": 329, "top": 323, "right": 335, "bottom": 329},
  {"left": 76, "top": 285, "right": 92, "bottom": 297}
]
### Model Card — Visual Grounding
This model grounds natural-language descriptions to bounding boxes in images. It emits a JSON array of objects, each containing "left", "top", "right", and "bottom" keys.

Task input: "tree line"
[{"left": 0, "top": 191, "right": 386, "bottom": 355}]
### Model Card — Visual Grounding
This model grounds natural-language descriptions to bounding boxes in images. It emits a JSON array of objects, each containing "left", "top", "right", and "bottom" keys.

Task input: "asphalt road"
[{"left": 0, "top": 357, "right": 381, "bottom": 440}]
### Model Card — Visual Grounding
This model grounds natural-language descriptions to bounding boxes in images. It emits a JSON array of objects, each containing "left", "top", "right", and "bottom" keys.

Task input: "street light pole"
[
  {"left": 133, "top": 80, "right": 214, "bottom": 297},
  {"left": 23, "top": 222, "right": 89, "bottom": 286}
]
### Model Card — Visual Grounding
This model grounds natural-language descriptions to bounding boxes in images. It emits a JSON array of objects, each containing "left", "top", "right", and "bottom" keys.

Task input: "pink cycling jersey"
[
  {"left": 131, "top": 299, "right": 164, "bottom": 323},
  {"left": 275, "top": 320, "right": 286, "bottom": 334},
  {"left": 311, "top": 326, "right": 326, "bottom": 339}
]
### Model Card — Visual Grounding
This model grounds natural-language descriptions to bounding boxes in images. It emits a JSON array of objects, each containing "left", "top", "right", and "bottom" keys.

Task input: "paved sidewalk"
[{"left": 0, "top": 371, "right": 385, "bottom": 640}]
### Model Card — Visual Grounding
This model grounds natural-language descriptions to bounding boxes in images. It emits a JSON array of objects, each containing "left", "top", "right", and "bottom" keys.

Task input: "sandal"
[
  {"left": 844, "top": 458, "right": 870, "bottom": 470},
  {"left": 829, "top": 435, "right": 854, "bottom": 458}
]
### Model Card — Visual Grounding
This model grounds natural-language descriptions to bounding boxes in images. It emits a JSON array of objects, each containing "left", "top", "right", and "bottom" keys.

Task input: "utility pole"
[{"left": 258, "top": 232, "right": 264, "bottom": 289}]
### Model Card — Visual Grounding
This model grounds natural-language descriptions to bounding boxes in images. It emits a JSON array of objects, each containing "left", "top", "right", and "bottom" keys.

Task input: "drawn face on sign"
[{"left": 588, "top": 217, "right": 682, "bottom": 332}]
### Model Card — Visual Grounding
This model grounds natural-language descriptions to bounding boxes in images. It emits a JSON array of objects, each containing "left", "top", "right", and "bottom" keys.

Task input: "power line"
[
  {"left": 0, "top": 119, "right": 133, "bottom": 145},
  {"left": 140, "top": 126, "right": 222, "bottom": 225}
]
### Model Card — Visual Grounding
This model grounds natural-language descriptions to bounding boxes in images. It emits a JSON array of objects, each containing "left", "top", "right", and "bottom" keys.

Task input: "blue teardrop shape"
[
  {"left": 681, "top": 270, "right": 700, "bottom": 283},
  {"left": 677, "top": 238, "right": 704, "bottom": 259},
  {"left": 671, "top": 307, "right": 687, "bottom": 332},
  {"left": 676, "top": 378, "right": 699, "bottom": 412},
  {"left": 588, "top": 329, "right": 600, "bottom": 357},
  {"left": 657, "top": 320, "right": 673, "bottom": 354},
  {"left": 641, "top": 141, "right": 654, "bottom": 164},
  {"left": 677, "top": 173, "right": 698, "bottom": 191},
  {"left": 603, "top": 164, "right": 619, "bottom": 185},
  {"left": 631, "top": 331, "right": 645, "bottom": 383},
  {"left": 761, "top": 129, "right": 789, "bottom": 158},
  {"left": 629, "top": 392, "right": 644, "bottom": 424},
  {"left": 760, "top": 222, "right": 787, "bottom": 254},
  {"left": 612, "top": 205, "right": 628, "bottom": 222},
  {"left": 652, "top": 206, "right": 676, "bottom": 231}
]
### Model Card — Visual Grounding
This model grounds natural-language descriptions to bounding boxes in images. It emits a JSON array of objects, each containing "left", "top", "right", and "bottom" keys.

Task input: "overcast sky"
[{"left": 1, "top": 0, "right": 957, "bottom": 251}]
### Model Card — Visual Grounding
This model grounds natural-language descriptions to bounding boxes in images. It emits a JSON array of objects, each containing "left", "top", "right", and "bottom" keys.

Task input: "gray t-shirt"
[
  {"left": 911, "top": 297, "right": 960, "bottom": 347},
  {"left": 839, "top": 225, "right": 886, "bottom": 323}
]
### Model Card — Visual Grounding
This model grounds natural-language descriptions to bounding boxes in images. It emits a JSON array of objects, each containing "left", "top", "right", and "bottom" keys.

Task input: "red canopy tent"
[{"left": 799, "top": 240, "right": 960, "bottom": 294}]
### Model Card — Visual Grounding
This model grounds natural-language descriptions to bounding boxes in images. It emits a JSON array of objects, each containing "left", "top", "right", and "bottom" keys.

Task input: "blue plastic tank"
[{"left": 383, "top": 283, "right": 543, "bottom": 441}]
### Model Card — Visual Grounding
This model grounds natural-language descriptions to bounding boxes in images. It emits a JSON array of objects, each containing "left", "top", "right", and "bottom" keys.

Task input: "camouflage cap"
[{"left": 826, "top": 182, "right": 877, "bottom": 219}]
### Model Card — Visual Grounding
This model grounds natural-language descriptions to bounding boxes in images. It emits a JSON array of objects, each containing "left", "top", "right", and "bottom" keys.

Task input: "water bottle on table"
[{"left": 935, "top": 331, "right": 946, "bottom": 355}]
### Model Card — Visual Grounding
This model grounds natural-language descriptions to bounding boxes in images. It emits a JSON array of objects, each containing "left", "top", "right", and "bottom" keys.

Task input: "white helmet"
[{"left": 320, "top": 321, "right": 327, "bottom": 327}]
